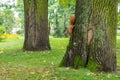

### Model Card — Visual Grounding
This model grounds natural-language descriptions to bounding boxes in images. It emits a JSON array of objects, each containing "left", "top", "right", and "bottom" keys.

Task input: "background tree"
[
  {"left": 15, "top": 0, "right": 24, "bottom": 35},
  {"left": 0, "top": 12, "right": 4, "bottom": 25},
  {"left": 60, "top": 0, "right": 117, "bottom": 72},
  {"left": 3, "top": 9, "right": 15, "bottom": 33},
  {"left": 48, "top": 0, "right": 75, "bottom": 37},
  {"left": 0, "top": 2, "right": 15, "bottom": 33},
  {"left": 23, "top": 0, "right": 51, "bottom": 51}
]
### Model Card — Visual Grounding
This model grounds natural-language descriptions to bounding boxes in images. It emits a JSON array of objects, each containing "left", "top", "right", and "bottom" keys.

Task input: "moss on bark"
[
  {"left": 60, "top": 0, "right": 117, "bottom": 72},
  {"left": 23, "top": 0, "right": 51, "bottom": 51}
]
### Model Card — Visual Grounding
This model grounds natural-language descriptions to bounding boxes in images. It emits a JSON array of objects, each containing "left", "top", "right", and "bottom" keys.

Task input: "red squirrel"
[
  {"left": 66, "top": 15, "right": 75, "bottom": 37},
  {"left": 66, "top": 15, "right": 93, "bottom": 45}
]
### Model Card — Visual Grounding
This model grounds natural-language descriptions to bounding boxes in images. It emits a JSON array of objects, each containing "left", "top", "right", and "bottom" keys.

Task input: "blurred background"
[{"left": 0, "top": 0, "right": 120, "bottom": 39}]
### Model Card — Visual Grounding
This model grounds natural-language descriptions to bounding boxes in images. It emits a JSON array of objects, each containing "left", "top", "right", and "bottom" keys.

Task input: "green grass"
[
  {"left": 0, "top": 37, "right": 120, "bottom": 80},
  {"left": 117, "top": 35, "right": 120, "bottom": 48},
  {"left": 117, "top": 33, "right": 120, "bottom": 48}
]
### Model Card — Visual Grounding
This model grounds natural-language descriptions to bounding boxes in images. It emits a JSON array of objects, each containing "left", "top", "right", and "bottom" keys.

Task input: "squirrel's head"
[{"left": 70, "top": 15, "right": 75, "bottom": 25}]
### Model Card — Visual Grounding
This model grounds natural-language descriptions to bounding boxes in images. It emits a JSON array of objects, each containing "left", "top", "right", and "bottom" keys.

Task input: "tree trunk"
[
  {"left": 60, "top": 0, "right": 117, "bottom": 72},
  {"left": 54, "top": 9, "right": 61, "bottom": 37},
  {"left": 23, "top": 0, "right": 51, "bottom": 51}
]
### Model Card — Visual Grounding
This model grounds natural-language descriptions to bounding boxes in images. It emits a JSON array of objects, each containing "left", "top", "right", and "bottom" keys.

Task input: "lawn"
[{"left": 0, "top": 37, "right": 120, "bottom": 80}]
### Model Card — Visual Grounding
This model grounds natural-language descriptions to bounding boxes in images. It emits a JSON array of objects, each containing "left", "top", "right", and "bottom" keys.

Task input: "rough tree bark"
[
  {"left": 23, "top": 0, "right": 51, "bottom": 51},
  {"left": 60, "top": 0, "right": 117, "bottom": 72}
]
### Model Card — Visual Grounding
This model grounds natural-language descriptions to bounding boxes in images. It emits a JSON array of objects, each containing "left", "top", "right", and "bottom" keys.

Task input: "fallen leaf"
[{"left": 28, "top": 68, "right": 35, "bottom": 74}]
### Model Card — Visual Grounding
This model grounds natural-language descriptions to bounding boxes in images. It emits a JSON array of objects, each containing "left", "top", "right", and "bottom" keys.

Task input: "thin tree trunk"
[
  {"left": 63, "top": 12, "right": 67, "bottom": 37},
  {"left": 54, "top": 9, "right": 60, "bottom": 37},
  {"left": 23, "top": 0, "right": 51, "bottom": 51}
]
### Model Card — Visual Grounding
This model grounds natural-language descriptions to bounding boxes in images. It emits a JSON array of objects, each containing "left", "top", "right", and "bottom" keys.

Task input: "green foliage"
[
  {"left": 48, "top": 0, "right": 75, "bottom": 37},
  {"left": 0, "top": 38, "right": 120, "bottom": 79},
  {"left": 0, "top": 12, "right": 4, "bottom": 25},
  {"left": 0, "top": 25, "right": 6, "bottom": 34},
  {"left": 87, "top": 60, "right": 99, "bottom": 72},
  {"left": 58, "top": 0, "right": 76, "bottom": 8},
  {"left": 16, "top": 30, "right": 23, "bottom": 35},
  {"left": 3, "top": 9, "right": 15, "bottom": 33},
  {"left": 0, "top": 0, "right": 24, "bottom": 34},
  {"left": 0, "top": 36, "right": 5, "bottom": 42},
  {"left": 74, "top": 55, "right": 84, "bottom": 68},
  {"left": 0, "top": 9, "right": 15, "bottom": 33},
  {"left": 15, "top": 0, "right": 24, "bottom": 34},
  {"left": 0, "top": 25, "right": 6, "bottom": 41},
  {"left": 5, "top": 0, "right": 76, "bottom": 37}
]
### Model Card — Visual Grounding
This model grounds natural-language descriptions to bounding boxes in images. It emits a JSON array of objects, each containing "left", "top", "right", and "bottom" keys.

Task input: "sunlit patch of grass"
[
  {"left": 117, "top": 50, "right": 120, "bottom": 67},
  {"left": 0, "top": 37, "right": 120, "bottom": 79},
  {"left": 117, "top": 32, "right": 120, "bottom": 48},
  {"left": 117, "top": 33, "right": 120, "bottom": 36}
]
